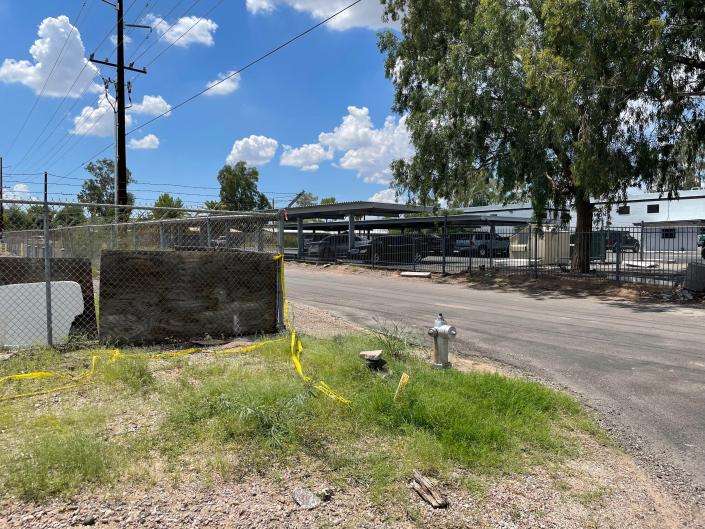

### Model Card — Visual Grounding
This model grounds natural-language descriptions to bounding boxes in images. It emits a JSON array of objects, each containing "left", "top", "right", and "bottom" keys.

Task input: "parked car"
[
  {"left": 605, "top": 231, "right": 640, "bottom": 253},
  {"left": 354, "top": 235, "right": 435, "bottom": 265},
  {"left": 453, "top": 232, "right": 510, "bottom": 257},
  {"left": 307, "top": 234, "right": 366, "bottom": 261}
]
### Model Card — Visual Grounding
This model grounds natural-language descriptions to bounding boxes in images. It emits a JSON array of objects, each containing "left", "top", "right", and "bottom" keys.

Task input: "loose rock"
[{"left": 292, "top": 487, "right": 321, "bottom": 510}]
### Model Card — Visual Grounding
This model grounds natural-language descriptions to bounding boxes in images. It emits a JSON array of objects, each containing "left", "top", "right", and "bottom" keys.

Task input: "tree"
[
  {"left": 152, "top": 193, "right": 185, "bottom": 219},
  {"left": 204, "top": 200, "right": 225, "bottom": 211},
  {"left": 293, "top": 192, "right": 318, "bottom": 207},
  {"left": 53, "top": 205, "right": 86, "bottom": 227},
  {"left": 77, "top": 159, "right": 135, "bottom": 219},
  {"left": 379, "top": 0, "right": 677, "bottom": 272},
  {"left": 217, "top": 162, "right": 271, "bottom": 211},
  {"left": 24, "top": 205, "right": 45, "bottom": 229},
  {"left": 320, "top": 197, "right": 337, "bottom": 205},
  {"left": 2, "top": 205, "right": 30, "bottom": 231}
]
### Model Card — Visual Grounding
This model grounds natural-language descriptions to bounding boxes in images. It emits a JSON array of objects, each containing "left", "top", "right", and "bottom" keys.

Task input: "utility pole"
[
  {"left": 90, "top": 0, "right": 148, "bottom": 216},
  {"left": 0, "top": 156, "right": 4, "bottom": 239}
]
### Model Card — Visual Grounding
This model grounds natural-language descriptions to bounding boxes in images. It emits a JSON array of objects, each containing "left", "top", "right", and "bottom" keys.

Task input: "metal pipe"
[
  {"left": 0, "top": 197, "right": 278, "bottom": 217},
  {"left": 42, "top": 172, "right": 53, "bottom": 347}
]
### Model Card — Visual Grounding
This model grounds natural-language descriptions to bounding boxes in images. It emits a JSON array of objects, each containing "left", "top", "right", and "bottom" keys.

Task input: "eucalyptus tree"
[{"left": 379, "top": 0, "right": 693, "bottom": 271}]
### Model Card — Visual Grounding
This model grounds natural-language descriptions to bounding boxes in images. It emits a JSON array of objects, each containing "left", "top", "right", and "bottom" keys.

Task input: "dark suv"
[
  {"left": 354, "top": 235, "right": 435, "bottom": 265},
  {"left": 605, "top": 231, "right": 640, "bottom": 253},
  {"left": 307, "top": 234, "right": 366, "bottom": 261},
  {"left": 453, "top": 232, "right": 510, "bottom": 257}
]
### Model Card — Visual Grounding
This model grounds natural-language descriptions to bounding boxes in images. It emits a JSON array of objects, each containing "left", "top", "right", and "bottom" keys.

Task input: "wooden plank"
[{"left": 412, "top": 470, "right": 448, "bottom": 508}]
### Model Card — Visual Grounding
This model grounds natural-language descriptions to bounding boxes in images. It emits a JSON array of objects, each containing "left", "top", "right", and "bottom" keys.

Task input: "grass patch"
[
  {"left": 0, "top": 333, "right": 599, "bottom": 505},
  {"left": 1, "top": 418, "right": 114, "bottom": 500},
  {"left": 100, "top": 354, "right": 154, "bottom": 392}
]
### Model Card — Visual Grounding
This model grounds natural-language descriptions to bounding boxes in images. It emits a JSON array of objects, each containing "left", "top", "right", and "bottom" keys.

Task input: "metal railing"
[{"left": 287, "top": 224, "right": 705, "bottom": 286}]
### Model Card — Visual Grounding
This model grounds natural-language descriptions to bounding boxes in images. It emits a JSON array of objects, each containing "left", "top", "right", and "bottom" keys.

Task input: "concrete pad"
[
  {"left": 400, "top": 271, "right": 432, "bottom": 278},
  {"left": 624, "top": 261, "right": 659, "bottom": 269},
  {"left": 0, "top": 281, "right": 84, "bottom": 347}
]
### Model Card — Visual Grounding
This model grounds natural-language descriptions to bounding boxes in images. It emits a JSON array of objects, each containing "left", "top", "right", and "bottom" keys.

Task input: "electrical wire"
[
  {"left": 64, "top": 0, "right": 364, "bottom": 176},
  {"left": 3, "top": 1, "right": 90, "bottom": 157},
  {"left": 128, "top": 0, "right": 204, "bottom": 65},
  {"left": 127, "top": 0, "right": 188, "bottom": 63},
  {"left": 14, "top": 0, "right": 143, "bottom": 172},
  {"left": 139, "top": 0, "right": 225, "bottom": 73}
]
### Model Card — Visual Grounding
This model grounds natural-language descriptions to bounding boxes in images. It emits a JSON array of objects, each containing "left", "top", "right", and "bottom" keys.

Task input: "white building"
[{"left": 464, "top": 189, "right": 705, "bottom": 251}]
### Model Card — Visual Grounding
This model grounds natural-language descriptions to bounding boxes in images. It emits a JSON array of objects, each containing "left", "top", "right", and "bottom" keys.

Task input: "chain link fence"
[{"left": 1, "top": 199, "right": 284, "bottom": 349}]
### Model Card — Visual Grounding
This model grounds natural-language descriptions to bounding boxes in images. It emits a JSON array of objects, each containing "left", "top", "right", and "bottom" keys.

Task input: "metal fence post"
[
  {"left": 442, "top": 214, "right": 447, "bottom": 275},
  {"left": 616, "top": 236, "right": 622, "bottom": 284},
  {"left": 489, "top": 222, "right": 495, "bottom": 270},
  {"left": 276, "top": 213, "right": 285, "bottom": 330},
  {"left": 639, "top": 221, "right": 645, "bottom": 262},
  {"left": 206, "top": 217, "right": 212, "bottom": 248},
  {"left": 159, "top": 220, "right": 165, "bottom": 249},
  {"left": 43, "top": 172, "right": 53, "bottom": 347},
  {"left": 532, "top": 226, "right": 538, "bottom": 279},
  {"left": 412, "top": 236, "right": 417, "bottom": 272}
]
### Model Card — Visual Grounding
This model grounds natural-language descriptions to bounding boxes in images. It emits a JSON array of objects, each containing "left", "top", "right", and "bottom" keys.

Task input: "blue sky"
[{"left": 0, "top": 0, "right": 407, "bottom": 208}]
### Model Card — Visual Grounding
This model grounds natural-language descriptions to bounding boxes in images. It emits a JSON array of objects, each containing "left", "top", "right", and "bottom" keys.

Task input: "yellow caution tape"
[
  {"left": 1, "top": 254, "right": 350, "bottom": 405},
  {"left": 394, "top": 372, "right": 410, "bottom": 401}
]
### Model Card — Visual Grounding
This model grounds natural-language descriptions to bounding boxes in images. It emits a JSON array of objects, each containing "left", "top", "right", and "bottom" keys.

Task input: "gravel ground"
[{"left": 1, "top": 303, "right": 697, "bottom": 528}]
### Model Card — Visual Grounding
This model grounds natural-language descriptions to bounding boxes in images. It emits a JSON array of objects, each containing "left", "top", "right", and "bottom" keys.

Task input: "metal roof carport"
[
  {"left": 284, "top": 201, "right": 531, "bottom": 259},
  {"left": 285, "top": 201, "right": 431, "bottom": 258}
]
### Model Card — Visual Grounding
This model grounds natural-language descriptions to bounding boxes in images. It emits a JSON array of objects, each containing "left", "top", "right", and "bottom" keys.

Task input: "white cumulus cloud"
[
  {"left": 245, "top": 0, "right": 392, "bottom": 31},
  {"left": 226, "top": 135, "right": 278, "bottom": 166},
  {"left": 70, "top": 94, "right": 171, "bottom": 137},
  {"left": 280, "top": 143, "right": 333, "bottom": 171},
  {"left": 110, "top": 34, "right": 132, "bottom": 46},
  {"left": 70, "top": 95, "right": 131, "bottom": 137},
  {"left": 368, "top": 188, "right": 400, "bottom": 204},
  {"left": 246, "top": 0, "right": 275, "bottom": 14},
  {"left": 147, "top": 14, "right": 218, "bottom": 47},
  {"left": 205, "top": 71, "right": 240, "bottom": 96},
  {"left": 128, "top": 133, "right": 160, "bottom": 150},
  {"left": 3, "top": 183, "right": 37, "bottom": 201},
  {"left": 131, "top": 94, "right": 172, "bottom": 116},
  {"left": 279, "top": 106, "right": 413, "bottom": 184},
  {"left": 0, "top": 15, "right": 100, "bottom": 97}
]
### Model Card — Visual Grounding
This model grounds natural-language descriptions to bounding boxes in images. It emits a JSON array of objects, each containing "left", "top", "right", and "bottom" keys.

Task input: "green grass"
[
  {"left": 2, "top": 422, "right": 116, "bottom": 500},
  {"left": 0, "top": 333, "right": 598, "bottom": 504},
  {"left": 100, "top": 354, "right": 154, "bottom": 392}
]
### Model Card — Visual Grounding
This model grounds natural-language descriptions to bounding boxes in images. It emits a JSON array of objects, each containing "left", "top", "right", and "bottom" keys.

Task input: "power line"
[
  {"left": 129, "top": 0, "right": 204, "bottom": 65},
  {"left": 67, "top": 0, "right": 364, "bottom": 175},
  {"left": 127, "top": 0, "right": 188, "bottom": 63},
  {"left": 14, "top": 0, "right": 141, "bottom": 172},
  {"left": 139, "top": 0, "right": 225, "bottom": 72},
  {"left": 3, "top": 1, "right": 90, "bottom": 157}
]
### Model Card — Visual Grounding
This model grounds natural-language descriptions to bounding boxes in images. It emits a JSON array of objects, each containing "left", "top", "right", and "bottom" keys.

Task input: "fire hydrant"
[{"left": 428, "top": 313, "right": 456, "bottom": 368}]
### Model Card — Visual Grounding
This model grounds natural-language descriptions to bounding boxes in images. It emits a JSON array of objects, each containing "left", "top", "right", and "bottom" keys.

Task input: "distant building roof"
[
  {"left": 285, "top": 213, "right": 530, "bottom": 231},
  {"left": 285, "top": 201, "right": 430, "bottom": 220}
]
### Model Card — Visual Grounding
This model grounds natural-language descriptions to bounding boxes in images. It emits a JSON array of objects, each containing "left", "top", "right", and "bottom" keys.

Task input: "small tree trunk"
[{"left": 572, "top": 191, "right": 593, "bottom": 274}]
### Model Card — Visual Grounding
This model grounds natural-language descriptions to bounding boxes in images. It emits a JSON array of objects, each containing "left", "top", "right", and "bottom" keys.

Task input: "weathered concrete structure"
[{"left": 99, "top": 250, "right": 278, "bottom": 344}]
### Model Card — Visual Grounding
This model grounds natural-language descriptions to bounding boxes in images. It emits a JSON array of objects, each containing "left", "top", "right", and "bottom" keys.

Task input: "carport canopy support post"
[
  {"left": 348, "top": 215, "right": 356, "bottom": 252},
  {"left": 297, "top": 218, "right": 304, "bottom": 259}
]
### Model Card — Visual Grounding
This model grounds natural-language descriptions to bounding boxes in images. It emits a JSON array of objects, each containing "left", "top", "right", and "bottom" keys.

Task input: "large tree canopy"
[
  {"left": 217, "top": 162, "right": 271, "bottom": 211},
  {"left": 379, "top": 0, "right": 700, "bottom": 271}
]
